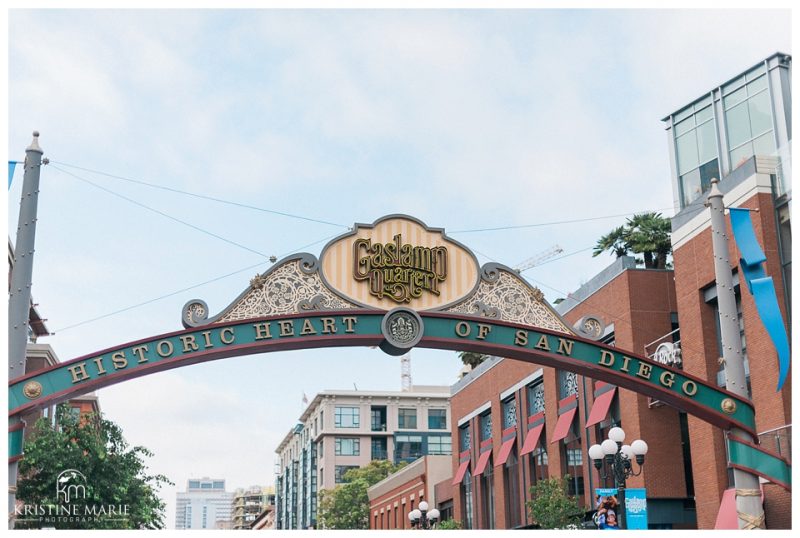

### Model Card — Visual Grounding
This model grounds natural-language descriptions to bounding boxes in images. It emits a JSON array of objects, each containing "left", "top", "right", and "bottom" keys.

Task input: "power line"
[
  {"left": 52, "top": 231, "right": 343, "bottom": 333},
  {"left": 449, "top": 208, "right": 678, "bottom": 233},
  {"left": 51, "top": 164, "right": 272, "bottom": 259},
  {"left": 50, "top": 160, "right": 349, "bottom": 229}
]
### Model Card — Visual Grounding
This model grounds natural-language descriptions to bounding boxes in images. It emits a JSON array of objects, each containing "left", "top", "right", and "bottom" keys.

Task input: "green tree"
[
  {"left": 317, "top": 460, "right": 406, "bottom": 529},
  {"left": 16, "top": 405, "right": 171, "bottom": 529},
  {"left": 436, "top": 518, "right": 463, "bottom": 529},
  {"left": 458, "top": 351, "right": 488, "bottom": 369},
  {"left": 526, "top": 475, "right": 583, "bottom": 529},
  {"left": 592, "top": 212, "right": 672, "bottom": 269}
]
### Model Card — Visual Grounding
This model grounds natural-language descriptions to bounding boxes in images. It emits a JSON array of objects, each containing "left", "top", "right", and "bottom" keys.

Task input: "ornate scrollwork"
[
  {"left": 480, "top": 263, "right": 503, "bottom": 283},
  {"left": 297, "top": 253, "right": 320, "bottom": 275},
  {"left": 181, "top": 256, "right": 358, "bottom": 328},
  {"left": 443, "top": 268, "right": 571, "bottom": 334},
  {"left": 574, "top": 315, "right": 605, "bottom": 340},
  {"left": 182, "top": 300, "right": 210, "bottom": 328},
  {"left": 473, "top": 301, "right": 500, "bottom": 318}
]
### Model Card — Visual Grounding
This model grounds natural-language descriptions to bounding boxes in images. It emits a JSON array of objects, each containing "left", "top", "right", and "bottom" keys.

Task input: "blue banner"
[
  {"left": 624, "top": 488, "right": 648, "bottom": 530},
  {"left": 729, "top": 207, "right": 791, "bottom": 391},
  {"left": 8, "top": 161, "right": 18, "bottom": 189}
]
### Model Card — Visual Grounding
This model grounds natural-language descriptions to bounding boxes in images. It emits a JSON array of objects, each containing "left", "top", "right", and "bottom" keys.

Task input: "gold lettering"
[
  {"left": 220, "top": 327, "right": 236, "bottom": 344},
  {"left": 111, "top": 351, "right": 128, "bottom": 370},
  {"left": 659, "top": 371, "right": 675, "bottom": 388},
  {"left": 599, "top": 350, "right": 615, "bottom": 367},
  {"left": 682, "top": 380, "right": 697, "bottom": 396},
  {"left": 253, "top": 323, "right": 273, "bottom": 340},
  {"left": 92, "top": 357, "right": 107, "bottom": 375},
  {"left": 201, "top": 331, "right": 213, "bottom": 348},
  {"left": 514, "top": 330, "right": 528, "bottom": 346},
  {"left": 157, "top": 340, "right": 174, "bottom": 357},
  {"left": 620, "top": 356, "right": 632, "bottom": 373},
  {"left": 321, "top": 318, "right": 337, "bottom": 334},
  {"left": 131, "top": 345, "right": 149, "bottom": 363},
  {"left": 342, "top": 317, "right": 357, "bottom": 333},
  {"left": 535, "top": 335, "right": 551, "bottom": 351},
  {"left": 69, "top": 363, "right": 90, "bottom": 384},
  {"left": 300, "top": 319, "right": 317, "bottom": 336},
  {"left": 180, "top": 335, "right": 199, "bottom": 353},
  {"left": 636, "top": 362, "right": 652, "bottom": 379},
  {"left": 274, "top": 321, "right": 292, "bottom": 337},
  {"left": 557, "top": 339, "right": 574, "bottom": 356},
  {"left": 476, "top": 324, "right": 491, "bottom": 340},
  {"left": 455, "top": 322, "right": 471, "bottom": 337}
]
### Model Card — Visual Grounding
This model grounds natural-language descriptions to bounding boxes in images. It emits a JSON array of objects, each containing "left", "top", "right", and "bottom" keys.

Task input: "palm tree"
[
  {"left": 592, "top": 213, "right": 672, "bottom": 269},
  {"left": 458, "top": 351, "right": 487, "bottom": 369},
  {"left": 592, "top": 226, "right": 630, "bottom": 259}
]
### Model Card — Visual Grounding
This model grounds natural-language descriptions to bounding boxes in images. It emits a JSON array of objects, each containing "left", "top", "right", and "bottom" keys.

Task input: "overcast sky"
[{"left": 6, "top": 7, "right": 791, "bottom": 529}]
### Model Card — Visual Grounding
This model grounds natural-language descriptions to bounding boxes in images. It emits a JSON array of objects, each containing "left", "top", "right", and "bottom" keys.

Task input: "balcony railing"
[
  {"left": 371, "top": 450, "right": 389, "bottom": 460},
  {"left": 757, "top": 424, "right": 791, "bottom": 463}
]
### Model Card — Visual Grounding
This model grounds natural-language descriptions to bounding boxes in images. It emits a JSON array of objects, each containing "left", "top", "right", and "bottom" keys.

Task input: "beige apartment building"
[{"left": 274, "top": 386, "right": 451, "bottom": 529}]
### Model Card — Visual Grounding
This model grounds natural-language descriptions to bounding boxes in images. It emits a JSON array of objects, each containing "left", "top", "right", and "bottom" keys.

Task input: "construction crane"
[{"left": 513, "top": 244, "right": 564, "bottom": 273}]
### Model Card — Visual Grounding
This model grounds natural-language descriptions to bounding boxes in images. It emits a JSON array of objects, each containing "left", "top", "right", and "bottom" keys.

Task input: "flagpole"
[
  {"left": 706, "top": 178, "right": 765, "bottom": 529},
  {"left": 8, "top": 132, "right": 45, "bottom": 528}
]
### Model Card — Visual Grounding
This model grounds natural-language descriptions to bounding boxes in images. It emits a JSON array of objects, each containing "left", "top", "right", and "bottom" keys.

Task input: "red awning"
[
  {"left": 714, "top": 487, "right": 764, "bottom": 529},
  {"left": 494, "top": 437, "right": 516, "bottom": 467},
  {"left": 550, "top": 407, "right": 578, "bottom": 444},
  {"left": 714, "top": 489, "right": 738, "bottom": 529},
  {"left": 520, "top": 423, "right": 544, "bottom": 456},
  {"left": 474, "top": 450, "right": 492, "bottom": 476},
  {"left": 585, "top": 387, "right": 617, "bottom": 427},
  {"left": 452, "top": 460, "right": 470, "bottom": 485}
]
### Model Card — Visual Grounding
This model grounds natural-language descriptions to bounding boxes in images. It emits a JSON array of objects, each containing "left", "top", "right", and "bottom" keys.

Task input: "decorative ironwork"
[
  {"left": 443, "top": 267, "right": 571, "bottom": 333},
  {"left": 460, "top": 427, "right": 471, "bottom": 451},
  {"left": 480, "top": 413, "right": 493, "bottom": 441},
  {"left": 503, "top": 398, "right": 517, "bottom": 428},
  {"left": 183, "top": 255, "right": 358, "bottom": 328},
  {"left": 559, "top": 370, "right": 578, "bottom": 398},
  {"left": 529, "top": 382, "right": 545, "bottom": 414}
]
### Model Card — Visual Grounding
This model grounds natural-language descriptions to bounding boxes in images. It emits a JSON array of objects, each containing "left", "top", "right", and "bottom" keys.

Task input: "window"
[
  {"left": 529, "top": 445, "right": 549, "bottom": 485},
  {"left": 428, "top": 409, "right": 447, "bottom": 430},
  {"left": 371, "top": 406, "right": 387, "bottom": 432},
  {"left": 334, "top": 465, "right": 358, "bottom": 484},
  {"left": 479, "top": 412, "right": 492, "bottom": 441},
  {"left": 481, "top": 458, "right": 496, "bottom": 529},
  {"left": 561, "top": 436, "right": 585, "bottom": 505},
  {"left": 462, "top": 469, "right": 474, "bottom": 529},
  {"left": 502, "top": 397, "right": 517, "bottom": 429},
  {"left": 711, "top": 289, "right": 751, "bottom": 397},
  {"left": 427, "top": 435, "right": 452, "bottom": 455},
  {"left": 371, "top": 437, "right": 388, "bottom": 460},
  {"left": 527, "top": 381, "right": 545, "bottom": 416},
  {"left": 504, "top": 448, "right": 521, "bottom": 528},
  {"left": 395, "top": 434, "right": 423, "bottom": 462},
  {"left": 335, "top": 437, "right": 360, "bottom": 456},
  {"left": 595, "top": 393, "right": 621, "bottom": 488},
  {"left": 398, "top": 408, "right": 417, "bottom": 429},
  {"left": 335, "top": 406, "right": 359, "bottom": 428},
  {"left": 673, "top": 95, "right": 720, "bottom": 207},
  {"left": 724, "top": 65, "right": 775, "bottom": 170},
  {"left": 459, "top": 424, "right": 471, "bottom": 452},
  {"left": 776, "top": 202, "right": 792, "bottom": 313}
]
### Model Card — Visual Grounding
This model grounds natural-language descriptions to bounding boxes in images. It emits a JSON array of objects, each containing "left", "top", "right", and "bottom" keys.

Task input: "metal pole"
[
  {"left": 8, "top": 132, "right": 45, "bottom": 528},
  {"left": 706, "top": 178, "right": 765, "bottom": 529}
]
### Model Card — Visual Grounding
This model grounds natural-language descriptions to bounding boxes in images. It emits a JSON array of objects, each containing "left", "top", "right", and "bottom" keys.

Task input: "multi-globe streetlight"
[
  {"left": 407, "top": 500, "right": 440, "bottom": 530},
  {"left": 588, "top": 427, "right": 648, "bottom": 529}
]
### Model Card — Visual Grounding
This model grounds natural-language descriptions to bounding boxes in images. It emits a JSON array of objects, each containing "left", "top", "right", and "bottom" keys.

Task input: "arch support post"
[{"left": 707, "top": 178, "right": 765, "bottom": 529}]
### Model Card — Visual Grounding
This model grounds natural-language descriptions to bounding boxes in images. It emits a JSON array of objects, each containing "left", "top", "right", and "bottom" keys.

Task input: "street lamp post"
[
  {"left": 408, "top": 501, "right": 440, "bottom": 530},
  {"left": 588, "top": 427, "right": 648, "bottom": 530}
]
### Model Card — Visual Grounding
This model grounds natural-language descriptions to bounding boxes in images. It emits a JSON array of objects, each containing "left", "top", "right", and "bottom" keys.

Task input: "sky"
[{"left": 5, "top": 6, "right": 792, "bottom": 530}]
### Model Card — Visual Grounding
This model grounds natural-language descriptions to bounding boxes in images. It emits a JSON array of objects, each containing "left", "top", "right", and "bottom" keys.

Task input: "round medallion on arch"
[
  {"left": 23, "top": 381, "right": 43, "bottom": 400},
  {"left": 380, "top": 307, "right": 425, "bottom": 356}
]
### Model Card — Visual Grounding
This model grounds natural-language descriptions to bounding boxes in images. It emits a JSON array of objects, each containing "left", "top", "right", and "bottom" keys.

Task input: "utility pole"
[
  {"left": 8, "top": 132, "right": 45, "bottom": 528},
  {"left": 706, "top": 178, "right": 765, "bottom": 529}
]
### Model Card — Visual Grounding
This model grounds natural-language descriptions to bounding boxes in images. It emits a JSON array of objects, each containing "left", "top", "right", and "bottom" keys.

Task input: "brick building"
[
  {"left": 366, "top": 455, "right": 452, "bottom": 529},
  {"left": 662, "top": 52, "right": 791, "bottom": 529},
  {"left": 448, "top": 258, "right": 696, "bottom": 529}
]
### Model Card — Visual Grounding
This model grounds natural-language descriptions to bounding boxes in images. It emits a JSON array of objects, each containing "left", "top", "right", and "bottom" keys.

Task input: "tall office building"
[
  {"left": 175, "top": 478, "right": 234, "bottom": 530},
  {"left": 661, "top": 52, "right": 791, "bottom": 529},
  {"left": 274, "top": 386, "right": 452, "bottom": 529}
]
